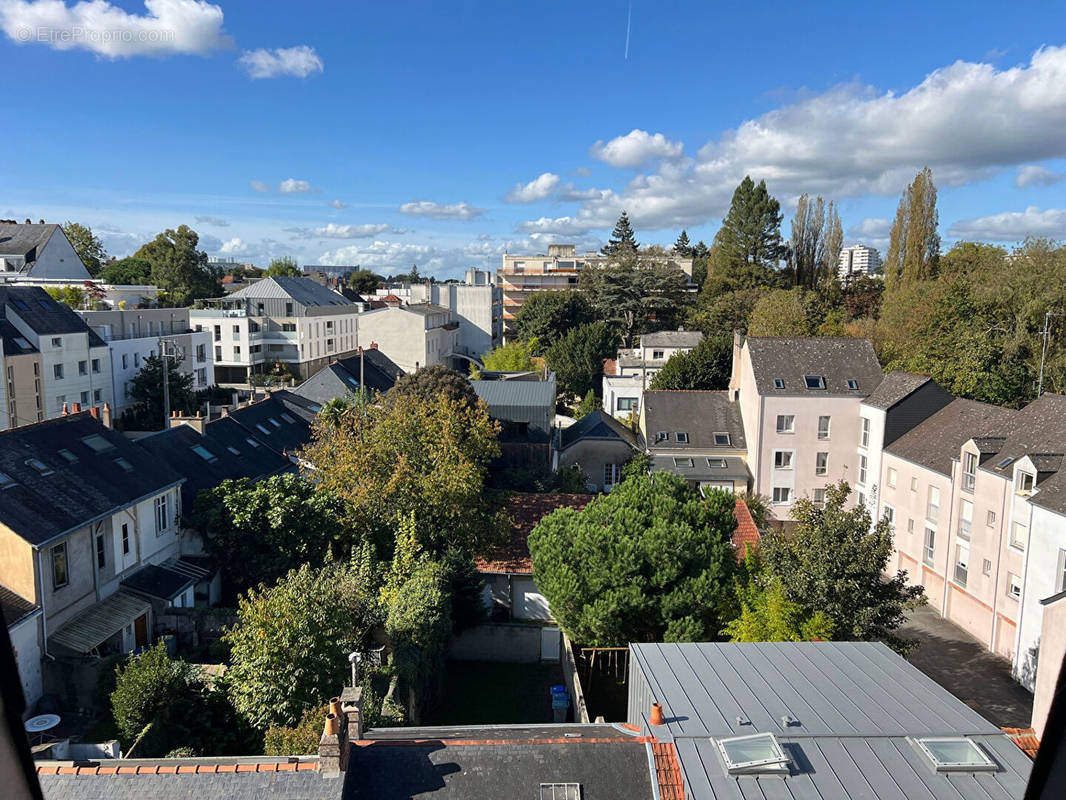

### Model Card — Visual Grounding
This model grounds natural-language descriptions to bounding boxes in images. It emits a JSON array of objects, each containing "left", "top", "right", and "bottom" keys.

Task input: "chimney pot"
[
  {"left": 323, "top": 713, "right": 339, "bottom": 738},
  {"left": 71, "top": 402, "right": 81, "bottom": 413},
  {"left": 62, "top": 403, "right": 69, "bottom": 415},
  {"left": 650, "top": 702, "right": 665, "bottom": 726},
  {"left": 89, "top": 406, "right": 100, "bottom": 420}
]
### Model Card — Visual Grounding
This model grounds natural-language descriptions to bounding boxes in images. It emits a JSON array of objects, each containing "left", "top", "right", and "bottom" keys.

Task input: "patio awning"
[
  {"left": 48, "top": 591, "right": 150, "bottom": 654},
  {"left": 121, "top": 563, "right": 195, "bottom": 602}
]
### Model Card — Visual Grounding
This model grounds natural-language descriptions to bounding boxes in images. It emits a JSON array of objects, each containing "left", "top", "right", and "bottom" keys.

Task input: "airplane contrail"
[{"left": 625, "top": 0, "right": 632, "bottom": 60}]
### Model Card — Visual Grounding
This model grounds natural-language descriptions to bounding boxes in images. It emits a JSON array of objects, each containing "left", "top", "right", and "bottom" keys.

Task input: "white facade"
[
  {"left": 837, "top": 244, "right": 883, "bottom": 282},
  {"left": 1015, "top": 502, "right": 1066, "bottom": 689},
  {"left": 356, "top": 304, "right": 459, "bottom": 374},
  {"left": 0, "top": 224, "right": 90, "bottom": 280},
  {"left": 27, "top": 330, "right": 113, "bottom": 418},
  {"left": 8, "top": 612, "right": 43, "bottom": 707},
  {"left": 406, "top": 274, "right": 502, "bottom": 358},
  {"left": 602, "top": 373, "right": 644, "bottom": 420}
]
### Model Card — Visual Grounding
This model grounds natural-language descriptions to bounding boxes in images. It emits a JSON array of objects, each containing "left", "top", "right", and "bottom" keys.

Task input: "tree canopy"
[
  {"left": 99, "top": 257, "right": 152, "bottom": 285},
  {"left": 545, "top": 321, "right": 618, "bottom": 399},
  {"left": 134, "top": 225, "right": 220, "bottom": 305},
  {"left": 705, "top": 177, "right": 787, "bottom": 293},
  {"left": 747, "top": 287, "right": 823, "bottom": 337},
  {"left": 885, "top": 167, "right": 940, "bottom": 290},
  {"left": 265, "top": 256, "right": 302, "bottom": 277},
  {"left": 346, "top": 268, "right": 382, "bottom": 295},
  {"left": 128, "top": 354, "right": 196, "bottom": 429},
  {"left": 579, "top": 261, "right": 688, "bottom": 347},
  {"left": 479, "top": 340, "right": 537, "bottom": 373},
  {"left": 648, "top": 333, "right": 732, "bottom": 391},
  {"left": 760, "top": 481, "right": 925, "bottom": 651},
  {"left": 513, "top": 291, "right": 595, "bottom": 350},
  {"left": 528, "top": 473, "right": 737, "bottom": 645},
  {"left": 388, "top": 364, "right": 479, "bottom": 408},
  {"left": 601, "top": 210, "right": 639, "bottom": 257},
  {"left": 62, "top": 222, "right": 108, "bottom": 276}
]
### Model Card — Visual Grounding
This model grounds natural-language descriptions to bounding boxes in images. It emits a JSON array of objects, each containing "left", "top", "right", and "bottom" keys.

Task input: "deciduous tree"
[
  {"left": 545, "top": 321, "right": 618, "bottom": 399},
  {"left": 479, "top": 340, "right": 537, "bottom": 373},
  {"left": 648, "top": 333, "right": 732, "bottom": 391},
  {"left": 747, "top": 288, "right": 823, "bottom": 337},
  {"left": 528, "top": 474, "right": 736, "bottom": 645},
  {"left": 99, "top": 257, "right": 152, "bottom": 285},
  {"left": 885, "top": 167, "right": 940, "bottom": 290},
  {"left": 513, "top": 291, "right": 595, "bottom": 350},
  {"left": 62, "top": 222, "right": 108, "bottom": 276},
  {"left": 134, "top": 225, "right": 220, "bottom": 305},
  {"left": 265, "top": 256, "right": 302, "bottom": 277},
  {"left": 389, "top": 364, "right": 479, "bottom": 408}
]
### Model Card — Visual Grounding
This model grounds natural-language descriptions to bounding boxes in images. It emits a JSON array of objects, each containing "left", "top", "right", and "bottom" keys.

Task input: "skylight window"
[
  {"left": 773, "top": 378, "right": 785, "bottom": 389},
  {"left": 227, "top": 446, "right": 241, "bottom": 456},
  {"left": 846, "top": 379, "right": 859, "bottom": 390},
  {"left": 708, "top": 458, "right": 728, "bottom": 469},
  {"left": 81, "top": 434, "right": 114, "bottom": 453},
  {"left": 57, "top": 449, "right": 78, "bottom": 463},
  {"left": 656, "top": 431, "right": 669, "bottom": 443},
  {"left": 713, "top": 432, "right": 731, "bottom": 446},
  {"left": 716, "top": 732, "right": 790, "bottom": 775},
  {"left": 269, "top": 418, "right": 281, "bottom": 428},
  {"left": 0, "top": 472, "right": 16, "bottom": 489},
  {"left": 913, "top": 738, "right": 997, "bottom": 772},
  {"left": 804, "top": 374, "right": 825, "bottom": 390},
  {"left": 246, "top": 438, "right": 261, "bottom": 448},
  {"left": 255, "top": 424, "right": 271, "bottom": 435},
  {"left": 309, "top": 404, "right": 322, "bottom": 412},
  {"left": 113, "top": 458, "right": 134, "bottom": 473},
  {"left": 11, "top": 298, "right": 29, "bottom": 311},
  {"left": 25, "top": 458, "right": 52, "bottom": 476},
  {"left": 13, "top": 337, "right": 30, "bottom": 350},
  {"left": 997, "top": 457, "right": 1015, "bottom": 469},
  {"left": 675, "top": 432, "right": 689, "bottom": 443},
  {"left": 280, "top": 413, "right": 296, "bottom": 424},
  {"left": 192, "top": 445, "right": 218, "bottom": 463},
  {"left": 673, "top": 457, "right": 695, "bottom": 468},
  {"left": 540, "top": 784, "right": 581, "bottom": 800}
]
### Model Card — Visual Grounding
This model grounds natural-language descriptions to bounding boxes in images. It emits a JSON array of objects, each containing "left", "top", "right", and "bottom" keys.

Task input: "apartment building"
[
  {"left": 837, "top": 243, "right": 883, "bottom": 282},
  {"left": 0, "top": 286, "right": 114, "bottom": 429},
  {"left": 728, "top": 334, "right": 884, "bottom": 519},
  {"left": 638, "top": 390, "right": 749, "bottom": 493},
  {"left": 0, "top": 412, "right": 186, "bottom": 708},
  {"left": 498, "top": 244, "right": 693, "bottom": 338},
  {"left": 356, "top": 303, "right": 460, "bottom": 374},
  {"left": 80, "top": 308, "right": 215, "bottom": 411},
  {"left": 407, "top": 270, "right": 502, "bottom": 357},
  {"left": 189, "top": 277, "right": 360, "bottom": 383},
  {"left": 602, "top": 330, "right": 703, "bottom": 420},
  {"left": 869, "top": 390, "right": 1066, "bottom": 681}
]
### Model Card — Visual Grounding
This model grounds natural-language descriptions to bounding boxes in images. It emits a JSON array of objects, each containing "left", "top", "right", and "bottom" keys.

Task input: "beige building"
[
  {"left": 356, "top": 303, "right": 460, "bottom": 374},
  {"left": 497, "top": 244, "right": 693, "bottom": 338}
]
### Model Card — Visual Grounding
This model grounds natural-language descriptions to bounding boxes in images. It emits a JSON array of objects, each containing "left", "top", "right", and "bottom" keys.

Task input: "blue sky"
[{"left": 1, "top": 0, "right": 1065, "bottom": 277}]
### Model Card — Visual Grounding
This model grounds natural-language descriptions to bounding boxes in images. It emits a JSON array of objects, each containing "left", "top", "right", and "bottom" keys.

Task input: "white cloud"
[
  {"left": 279, "top": 178, "right": 314, "bottom": 194},
  {"left": 504, "top": 172, "right": 561, "bottom": 203},
  {"left": 948, "top": 206, "right": 1066, "bottom": 240},
  {"left": 249, "top": 180, "right": 269, "bottom": 193},
  {"left": 398, "top": 200, "right": 486, "bottom": 221},
  {"left": 218, "top": 237, "right": 249, "bottom": 255},
  {"left": 589, "top": 129, "right": 684, "bottom": 168},
  {"left": 238, "top": 45, "right": 323, "bottom": 79},
  {"left": 847, "top": 218, "right": 891, "bottom": 239},
  {"left": 525, "top": 45, "right": 1066, "bottom": 235},
  {"left": 0, "top": 0, "right": 230, "bottom": 57},
  {"left": 1015, "top": 164, "right": 1066, "bottom": 188},
  {"left": 313, "top": 223, "right": 402, "bottom": 239},
  {"left": 329, "top": 199, "right": 348, "bottom": 209},
  {"left": 194, "top": 215, "right": 229, "bottom": 227}
]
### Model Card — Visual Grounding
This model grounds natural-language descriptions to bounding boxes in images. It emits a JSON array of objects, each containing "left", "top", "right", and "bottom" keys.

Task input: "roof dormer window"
[
  {"left": 804, "top": 374, "right": 825, "bottom": 390},
  {"left": 773, "top": 378, "right": 785, "bottom": 389},
  {"left": 25, "top": 458, "right": 52, "bottom": 476},
  {"left": 846, "top": 379, "right": 859, "bottom": 390}
]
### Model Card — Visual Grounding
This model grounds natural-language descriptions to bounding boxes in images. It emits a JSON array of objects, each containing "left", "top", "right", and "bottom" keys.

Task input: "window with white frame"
[
  {"left": 51, "top": 542, "right": 68, "bottom": 589},
  {"left": 772, "top": 487, "right": 791, "bottom": 504},
  {"left": 887, "top": 467, "right": 897, "bottom": 488},
  {"left": 1057, "top": 549, "right": 1066, "bottom": 593},
  {"left": 962, "top": 452, "right": 977, "bottom": 493},
  {"left": 923, "top": 527, "right": 936, "bottom": 566},
  {"left": 911, "top": 476, "right": 919, "bottom": 492},
  {"left": 817, "top": 415, "right": 831, "bottom": 440},
  {"left": 154, "top": 494, "right": 170, "bottom": 535},
  {"left": 815, "top": 452, "right": 828, "bottom": 476},
  {"left": 673, "top": 457, "right": 694, "bottom": 468},
  {"left": 1007, "top": 572, "right": 1022, "bottom": 599},
  {"left": 953, "top": 540, "right": 969, "bottom": 587},
  {"left": 813, "top": 487, "right": 826, "bottom": 507},
  {"left": 603, "top": 463, "right": 620, "bottom": 487},
  {"left": 926, "top": 485, "right": 940, "bottom": 522},
  {"left": 1010, "top": 520, "right": 1027, "bottom": 551},
  {"left": 774, "top": 450, "right": 793, "bottom": 470},
  {"left": 987, "top": 510, "right": 997, "bottom": 527},
  {"left": 982, "top": 559, "right": 992, "bottom": 576},
  {"left": 121, "top": 523, "right": 130, "bottom": 555},
  {"left": 776, "top": 415, "right": 795, "bottom": 434},
  {"left": 713, "top": 432, "right": 731, "bottom": 446},
  {"left": 959, "top": 500, "right": 973, "bottom": 542},
  {"left": 860, "top": 417, "right": 870, "bottom": 448},
  {"left": 883, "top": 505, "right": 895, "bottom": 534},
  {"left": 1017, "top": 471, "right": 1035, "bottom": 495},
  {"left": 858, "top": 455, "right": 868, "bottom": 486},
  {"left": 858, "top": 490, "right": 866, "bottom": 507},
  {"left": 907, "top": 518, "right": 915, "bottom": 534}
]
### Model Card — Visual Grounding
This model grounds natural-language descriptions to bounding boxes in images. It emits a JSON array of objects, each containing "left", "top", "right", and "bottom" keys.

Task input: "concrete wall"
[
  {"left": 32, "top": 230, "right": 91, "bottom": 280},
  {"left": 9, "top": 614, "right": 42, "bottom": 708},
  {"left": 1032, "top": 595, "right": 1066, "bottom": 738},
  {"left": 2, "top": 350, "right": 44, "bottom": 430},
  {"left": 357, "top": 307, "right": 456, "bottom": 374},
  {"left": 513, "top": 576, "right": 551, "bottom": 620},
  {"left": 0, "top": 524, "right": 36, "bottom": 601},
  {"left": 449, "top": 622, "right": 546, "bottom": 663},
  {"left": 1016, "top": 504, "right": 1066, "bottom": 689}
]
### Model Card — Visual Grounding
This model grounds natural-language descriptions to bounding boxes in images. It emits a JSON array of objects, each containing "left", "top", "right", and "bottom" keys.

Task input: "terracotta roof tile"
[
  {"left": 1002, "top": 727, "right": 1040, "bottom": 759},
  {"left": 475, "top": 492, "right": 592, "bottom": 574},
  {"left": 652, "top": 741, "right": 686, "bottom": 800},
  {"left": 732, "top": 498, "right": 760, "bottom": 560}
]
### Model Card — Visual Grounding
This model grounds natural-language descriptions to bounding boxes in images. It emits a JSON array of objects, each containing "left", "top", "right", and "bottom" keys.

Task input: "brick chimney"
[
  {"left": 318, "top": 686, "right": 362, "bottom": 775},
  {"left": 171, "top": 410, "right": 206, "bottom": 434},
  {"left": 101, "top": 403, "right": 112, "bottom": 429}
]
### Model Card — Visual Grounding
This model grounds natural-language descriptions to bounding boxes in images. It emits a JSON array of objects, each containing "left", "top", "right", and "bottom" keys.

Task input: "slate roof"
[
  {"left": 0, "top": 285, "right": 106, "bottom": 345},
  {"left": 0, "top": 584, "right": 38, "bottom": 627},
  {"left": 885, "top": 398, "right": 1017, "bottom": 477},
  {"left": 984, "top": 393, "right": 1066, "bottom": 515},
  {"left": 639, "top": 330, "right": 704, "bottom": 349},
  {"left": 649, "top": 455, "right": 749, "bottom": 483},
  {"left": 225, "top": 395, "right": 313, "bottom": 454},
  {"left": 641, "top": 391, "right": 746, "bottom": 452},
  {"left": 337, "top": 347, "right": 403, "bottom": 383},
  {"left": 194, "top": 416, "right": 292, "bottom": 477},
  {"left": 297, "top": 350, "right": 402, "bottom": 403},
  {"left": 630, "top": 641, "right": 1032, "bottom": 800},
  {"left": 224, "top": 276, "right": 353, "bottom": 307},
  {"left": 475, "top": 493, "right": 592, "bottom": 575},
  {"left": 744, "top": 336, "right": 883, "bottom": 395},
  {"left": 560, "top": 409, "right": 637, "bottom": 449},
  {"left": 862, "top": 370, "right": 933, "bottom": 409},
  {"left": 0, "top": 222, "right": 59, "bottom": 261},
  {"left": 0, "top": 413, "right": 184, "bottom": 547},
  {"left": 121, "top": 563, "right": 195, "bottom": 601}
]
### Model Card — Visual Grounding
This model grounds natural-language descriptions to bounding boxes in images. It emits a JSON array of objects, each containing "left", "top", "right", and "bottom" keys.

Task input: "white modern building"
[
  {"left": 837, "top": 244, "right": 883, "bottom": 282},
  {"left": 403, "top": 269, "right": 502, "bottom": 358},
  {"left": 602, "top": 330, "right": 703, "bottom": 420},
  {"left": 356, "top": 303, "right": 460, "bottom": 374},
  {"left": 190, "top": 277, "right": 361, "bottom": 383}
]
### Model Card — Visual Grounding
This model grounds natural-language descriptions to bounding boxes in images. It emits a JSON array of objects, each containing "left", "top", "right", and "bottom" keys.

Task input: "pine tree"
[
  {"left": 885, "top": 167, "right": 940, "bottom": 290},
  {"left": 705, "top": 177, "right": 787, "bottom": 292},
  {"left": 673, "top": 230, "right": 692, "bottom": 257},
  {"left": 601, "top": 211, "right": 640, "bottom": 257}
]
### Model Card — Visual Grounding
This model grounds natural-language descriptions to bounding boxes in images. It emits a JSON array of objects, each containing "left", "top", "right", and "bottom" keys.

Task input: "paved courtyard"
[{"left": 899, "top": 604, "right": 1034, "bottom": 729}]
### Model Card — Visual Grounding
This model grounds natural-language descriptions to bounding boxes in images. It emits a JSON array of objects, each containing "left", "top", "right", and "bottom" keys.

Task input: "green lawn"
[{"left": 431, "top": 660, "right": 565, "bottom": 726}]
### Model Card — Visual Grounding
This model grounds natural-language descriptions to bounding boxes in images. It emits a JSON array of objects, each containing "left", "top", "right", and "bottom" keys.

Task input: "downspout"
[
  {"left": 940, "top": 461, "right": 959, "bottom": 617},
  {"left": 989, "top": 477, "right": 1010, "bottom": 653},
  {"left": 35, "top": 549, "right": 54, "bottom": 661}
]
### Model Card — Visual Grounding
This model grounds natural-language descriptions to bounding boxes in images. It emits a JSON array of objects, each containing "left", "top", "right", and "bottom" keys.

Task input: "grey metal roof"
[
  {"left": 630, "top": 642, "right": 1031, "bottom": 800},
  {"left": 401, "top": 302, "right": 452, "bottom": 316},
  {"left": 121, "top": 563, "right": 195, "bottom": 601},
  {"left": 471, "top": 378, "right": 556, "bottom": 409},
  {"left": 649, "top": 455, "right": 749, "bottom": 482},
  {"left": 0, "top": 584, "right": 38, "bottom": 628},
  {"left": 225, "top": 276, "right": 353, "bottom": 307},
  {"left": 39, "top": 768, "right": 341, "bottom": 800},
  {"left": 863, "top": 371, "right": 933, "bottom": 410},
  {"left": 885, "top": 398, "right": 1017, "bottom": 477},
  {"left": 49, "top": 591, "right": 151, "bottom": 654},
  {"left": 745, "top": 336, "right": 883, "bottom": 396},
  {"left": 0, "top": 413, "right": 184, "bottom": 547},
  {"left": 639, "top": 330, "right": 704, "bottom": 348},
  {"left": 641, "top": 391, "right": 746, "bottom": 452}
]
